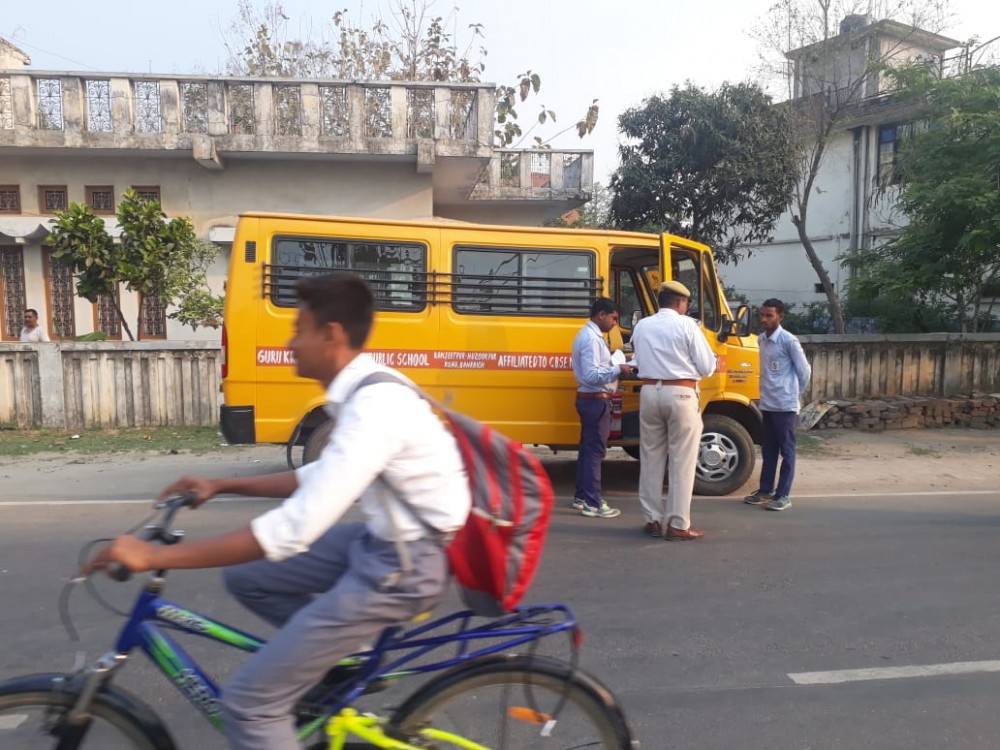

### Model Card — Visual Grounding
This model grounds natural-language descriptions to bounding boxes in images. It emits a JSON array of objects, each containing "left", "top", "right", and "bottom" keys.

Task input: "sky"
[{"left": 4, "top": 0, "right": 999, "bottom": 182}]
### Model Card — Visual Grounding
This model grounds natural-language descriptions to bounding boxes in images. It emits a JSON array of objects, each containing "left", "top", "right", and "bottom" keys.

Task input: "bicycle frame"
[{"left": 100, "top": 575, "right": 580, "bottom": 744}]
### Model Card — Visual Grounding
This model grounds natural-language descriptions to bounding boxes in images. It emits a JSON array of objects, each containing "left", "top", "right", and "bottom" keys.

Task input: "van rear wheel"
[{"left": 302, "top": 420, "right": 334, "bottom": 465}]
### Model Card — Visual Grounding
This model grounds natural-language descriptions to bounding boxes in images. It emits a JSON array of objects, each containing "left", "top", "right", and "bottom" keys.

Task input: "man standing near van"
[
  {"left": 631, "top": 281, "right": 716, "bottom": 540},
  {"left": 571, "top": 297, "right": 634, "bottom": 519},
  {"left": 744, "top": 298, "right": 811, "bottom": 512}
]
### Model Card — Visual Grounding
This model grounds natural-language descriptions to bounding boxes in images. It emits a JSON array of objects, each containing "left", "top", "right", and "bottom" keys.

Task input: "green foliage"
[
  {"left": 779, "top": 302, "right": 833, "bottom": 335},
  {"left": 845, "top": 65, "right": 1000, "bottom": 333},
  {"left": 608, "top": 82, "right": 797, "bottom": 264},
  {"left": 47, "top": 190, "right": 224, "bottom": 340},
  {"left": 224, "top": 1, "right": 597, "bottom": 148}
]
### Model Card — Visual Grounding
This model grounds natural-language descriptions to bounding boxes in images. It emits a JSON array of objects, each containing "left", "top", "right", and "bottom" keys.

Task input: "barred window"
[
  {"left": 86, "top": 185, "right": 115, "bottom": 214},
  {"left": 265, "top": 236, "right": 427, "bottom": 311},
  {"left": 452, "top": 247, "right": 597, "bottom": 317},
  {"left": 132, "top": 185, "right": 161, "bottom": 204},
  {"left": 0, "top": 185, "right": 20, "bottom": 214},
  {"left": 38, "top": 185, "right": 68, "bottom": 213}
]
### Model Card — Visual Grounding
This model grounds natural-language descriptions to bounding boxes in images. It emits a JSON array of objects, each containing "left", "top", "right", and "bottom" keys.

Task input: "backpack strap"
[{"left": 345, "top": 372, "right": 452, "bottom": 579}]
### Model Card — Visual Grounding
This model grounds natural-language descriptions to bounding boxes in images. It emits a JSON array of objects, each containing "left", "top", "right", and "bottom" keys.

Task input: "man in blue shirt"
[
  {"left": 744, "top": 299, "right": 812, "bottom": 512},
  {"left": 570, "top": 298, "right": 634, "bottom": 519}
]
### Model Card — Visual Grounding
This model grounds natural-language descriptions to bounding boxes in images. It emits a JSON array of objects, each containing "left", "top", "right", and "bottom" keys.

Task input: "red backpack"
[{"left": 352, "top": 373, "right": 555, "bottom": 617}]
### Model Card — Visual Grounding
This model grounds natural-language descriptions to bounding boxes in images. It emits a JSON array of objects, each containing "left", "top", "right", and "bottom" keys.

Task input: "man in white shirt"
[
  {"left": 630, "top": 281, "right": 717, "bottom": 541},
  {"left": 84, "top": 272, "right": 471, "bottom": 750},
  {"left": 20, "top": 309, "right": 50, "bottom": 342}
]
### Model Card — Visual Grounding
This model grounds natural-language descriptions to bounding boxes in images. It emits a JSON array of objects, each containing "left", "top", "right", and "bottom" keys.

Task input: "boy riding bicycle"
[{"left": 84, "top": 272, "right": 471, "bottom": 750}]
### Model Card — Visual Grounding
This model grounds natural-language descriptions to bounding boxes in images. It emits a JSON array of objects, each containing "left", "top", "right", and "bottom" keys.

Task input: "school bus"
[{"left": 220, "top": 213, "right": 761, "bottom": 496}]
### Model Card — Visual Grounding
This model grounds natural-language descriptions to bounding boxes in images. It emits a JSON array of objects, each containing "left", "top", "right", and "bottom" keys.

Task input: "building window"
[
  {"left": 85, "top": 79, "right": 113, "bottom": 132},
  {"left": 877, "top": 123, "right": 910, "bottom": 187},
  {"left": 0, "top": 246, "right": 27, "bottom": 340},
  {"left": 140, "top": 293, "right": 167, "bottom": 339},
  {"left": 86, "top": 185, "right": 116, "bottom": 214},
  {"left": 43, "top": 248, "right": 76, "bottom": 340},
  {"left": 38, "top": 185, "right": 68, "bottom": 213},
  {"left": 94, "top": 287, "right": 122, "bottom": 340},
  {"left": 132, "top": 185, "right": 161, "bottom": 204},
  {"left": 0, "top": 185, "right": 21, "bottom": 214}
]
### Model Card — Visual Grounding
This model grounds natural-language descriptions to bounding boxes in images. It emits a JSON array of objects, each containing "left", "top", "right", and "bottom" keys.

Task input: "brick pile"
[{"left": 806, "top": 394, "right": 1000, "bottom": 431}]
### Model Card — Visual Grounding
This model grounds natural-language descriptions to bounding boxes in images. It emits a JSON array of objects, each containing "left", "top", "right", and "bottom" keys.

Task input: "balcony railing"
[
  {"left": 0, "top": 71, "right": 495, "bottom": 161},
  {"left": 471, "top": 149, "right": 594, "bottom": 199}
]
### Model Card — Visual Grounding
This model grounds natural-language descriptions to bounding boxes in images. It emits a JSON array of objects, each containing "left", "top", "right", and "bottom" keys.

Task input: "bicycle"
[{"left": 0, "top": 494, "right": 638, "bottom": 749}]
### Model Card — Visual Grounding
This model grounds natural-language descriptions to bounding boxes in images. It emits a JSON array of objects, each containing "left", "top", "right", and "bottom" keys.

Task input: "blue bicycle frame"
[{"left": 112, "top": 578, "right": 580, "bottom": 739}]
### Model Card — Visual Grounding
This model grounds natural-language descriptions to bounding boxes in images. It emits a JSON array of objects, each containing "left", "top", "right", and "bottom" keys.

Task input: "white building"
[
  {"left": 722, "top": 17, "right": 960, "bottom": 315},
  {"left": 0, "top": 39, "right": 592, "bottom": 342}
]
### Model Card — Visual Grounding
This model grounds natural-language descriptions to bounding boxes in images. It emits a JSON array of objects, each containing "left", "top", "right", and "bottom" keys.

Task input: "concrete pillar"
[
  {"left": 300, "top": 83, "right": 320, "bottom": 141},
  {"left": 390, "top": 85, "right": 407, "bottom": 139},
  {"left": 37, "top": 344, "right": 66, "bottom": 428},
  {"left": 110, "top": 77, "right": 132, "bottom": 134},
  {"left": 941, "top": 335, "right": 965, "bottom": 397}
]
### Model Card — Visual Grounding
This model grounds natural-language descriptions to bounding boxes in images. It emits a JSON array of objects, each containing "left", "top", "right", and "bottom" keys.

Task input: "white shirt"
[
  {"left": 570, "top": 320, "right": 619, "bottom": 394},
  {"left": 630, "top": 308, "right": 717, "bottom": 381},
  {"left": 251, "top": 353, "right": 471, "bottom": 562},
  {"left": 20, "top": 325, "right": 50, "bottom": 343}
]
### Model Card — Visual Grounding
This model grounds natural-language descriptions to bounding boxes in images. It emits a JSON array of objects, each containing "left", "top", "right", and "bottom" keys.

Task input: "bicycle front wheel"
[
  {"left": 390, "top": 654, "right": 636, "bottom": 749},
  {"left": 0, "top": 676, "right": 171, "bottom": 750}
]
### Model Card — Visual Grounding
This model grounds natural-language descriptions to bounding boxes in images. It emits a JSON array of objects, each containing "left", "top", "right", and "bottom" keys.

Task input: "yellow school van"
[{"left": 220, "top": 213, "right": 761, "bottom": 495}]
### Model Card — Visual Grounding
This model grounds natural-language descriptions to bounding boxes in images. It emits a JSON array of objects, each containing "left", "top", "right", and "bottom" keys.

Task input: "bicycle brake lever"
[{"left": 107, "top": 563, "right": 132, "bottom": 583}]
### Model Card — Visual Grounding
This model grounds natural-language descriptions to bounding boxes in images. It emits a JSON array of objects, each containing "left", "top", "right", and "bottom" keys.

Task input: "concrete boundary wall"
[
  {"left": 799, "top": 334, "right": 1000, "bottom": 402},
  {"left": 0, "top": 342, "right": 220, "bottom": 429}
]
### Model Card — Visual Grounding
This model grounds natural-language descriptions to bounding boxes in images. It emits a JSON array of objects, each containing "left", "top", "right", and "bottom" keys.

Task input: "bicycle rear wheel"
[
  {"left": 390, "top": 654, "right": 636, "bottom": 749},
  {"left": 0, "top": 678, "right": 172, "bottom": 750}
]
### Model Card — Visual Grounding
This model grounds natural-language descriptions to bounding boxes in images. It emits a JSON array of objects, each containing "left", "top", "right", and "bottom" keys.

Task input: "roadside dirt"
[{"left": 0, "top": 427, "right": 997, "bottom": 501}]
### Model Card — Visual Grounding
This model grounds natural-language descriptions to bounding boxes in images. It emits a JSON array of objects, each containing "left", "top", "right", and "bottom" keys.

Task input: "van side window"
[
  {"left": 452, "top": 246, "right": 596, "bottom": 317},
  {"left": 266, "top": 237, "right": 427, "bottom": 311}
]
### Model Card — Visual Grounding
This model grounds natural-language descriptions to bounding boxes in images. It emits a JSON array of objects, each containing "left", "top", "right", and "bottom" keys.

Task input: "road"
[{"left": 2, "top": 447, "right": 1000, "bottom": 749}]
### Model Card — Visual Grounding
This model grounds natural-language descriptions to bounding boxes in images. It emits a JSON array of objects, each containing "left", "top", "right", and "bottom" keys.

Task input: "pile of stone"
[{"left": 803, "top": 393, "right": 1000, "bottom": 431}]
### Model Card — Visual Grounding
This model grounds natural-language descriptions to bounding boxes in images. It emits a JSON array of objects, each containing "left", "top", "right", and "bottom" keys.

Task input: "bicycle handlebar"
[{"left": 105, "top": 492, "right": 197, "bottom": 582}]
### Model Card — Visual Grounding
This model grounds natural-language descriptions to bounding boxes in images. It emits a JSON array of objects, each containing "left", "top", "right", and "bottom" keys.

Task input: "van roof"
[{"left": 237, "top": 211, "right": 661, "bottom": 241}]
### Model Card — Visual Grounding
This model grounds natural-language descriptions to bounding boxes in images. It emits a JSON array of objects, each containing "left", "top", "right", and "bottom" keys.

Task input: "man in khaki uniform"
[{"left": 630, "top": 281, "right": 716, "bottom": 540}]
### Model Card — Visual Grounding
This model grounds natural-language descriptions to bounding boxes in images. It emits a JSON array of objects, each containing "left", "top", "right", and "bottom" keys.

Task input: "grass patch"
[
  {"left": 0, "top": 426, "right": 235, "bottom": 457},
  {"left": 795, "top": 433, "right": 832, "bottom": 456},
  {"left": 905, "top": 444, "right": 941, "bottom": 458}
]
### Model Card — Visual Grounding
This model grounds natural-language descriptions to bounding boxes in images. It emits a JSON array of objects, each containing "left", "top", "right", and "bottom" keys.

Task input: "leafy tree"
[
  {"left": 844, "top": 65, "right": 1000, "bottom": 332},
  {"left": 752, "top": 0, "right": 953, "bottom": 333},
  {"left": 549, "top": 182, "right": 613, "bottom": 228},
  {"left": 222, "top": 0, "right": 598, "bottom": 147},
  {"left": 608, "top": 82, "right": 797, "bottom": 264},
  {"left": 47, "top": 189, "right": 224, "bottom": 340}
]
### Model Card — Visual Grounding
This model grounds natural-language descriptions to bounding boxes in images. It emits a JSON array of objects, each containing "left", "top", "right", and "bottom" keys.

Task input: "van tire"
[
  {"left": 619, "top": 415, "right": 754, "bottom": 496},
  {"left": 694, "top": 414, "right": 754, "bottom": 496},
  {"left": 302, "top": 420, "right": 334, "bottom": 465}
]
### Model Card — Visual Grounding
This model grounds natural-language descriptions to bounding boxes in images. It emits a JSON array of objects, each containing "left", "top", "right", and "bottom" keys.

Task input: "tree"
[
  {"left": 844, "top": 65, "right": 1000, "bottom": 332},
  {"left": 222, "top": 0, "right": 597, "bottom": 147},
  {"left": 47, "top": 189, "right": 224, "bottom": 340},
  {"left": 752, "top": 0, "right": 953, "bottom": 333},
  {"left": 608, "top": 82, "right": 797, "bottom": 264}
]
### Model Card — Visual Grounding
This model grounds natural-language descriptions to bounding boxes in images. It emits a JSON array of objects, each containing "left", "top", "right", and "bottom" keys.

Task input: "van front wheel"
[{"left": 694, "top": 414, "right": 754, "bottom": 496}]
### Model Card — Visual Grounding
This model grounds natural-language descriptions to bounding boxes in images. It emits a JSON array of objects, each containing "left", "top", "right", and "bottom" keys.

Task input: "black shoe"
[{"left": 294, "top": 661, "right": 387, "bottom": 722}]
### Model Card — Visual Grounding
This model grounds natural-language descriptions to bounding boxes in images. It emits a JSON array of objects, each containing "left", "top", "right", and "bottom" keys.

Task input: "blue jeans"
[
  {"left": 574, "top": 396, "right": 611, "bottom": 509},
  {"left": 759, "top": 410, "right": 798, "bottom": 497}
]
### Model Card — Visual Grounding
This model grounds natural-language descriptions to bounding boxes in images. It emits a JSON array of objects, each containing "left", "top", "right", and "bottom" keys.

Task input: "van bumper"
[{"left": 221, "top": 405, "right": 256, "bottom": 445}]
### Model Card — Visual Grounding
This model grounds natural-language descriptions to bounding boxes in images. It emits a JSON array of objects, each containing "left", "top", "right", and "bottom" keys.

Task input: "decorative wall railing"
[{"left": 0, "top": 71, "right": 494, "bottom": 159}]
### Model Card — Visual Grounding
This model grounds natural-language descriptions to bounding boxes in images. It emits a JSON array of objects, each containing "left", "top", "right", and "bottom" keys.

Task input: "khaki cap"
[{"left": 660, "top": 280, "right": 692, "bottom": 298}]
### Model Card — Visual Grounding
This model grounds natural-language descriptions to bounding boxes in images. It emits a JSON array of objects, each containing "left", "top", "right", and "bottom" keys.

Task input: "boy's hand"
[
  {"left": 81, "top": 536, "right": 156, "bottom": 577},
  {"left": 157, "top": 476, "right": 218, "bottom": 507}
]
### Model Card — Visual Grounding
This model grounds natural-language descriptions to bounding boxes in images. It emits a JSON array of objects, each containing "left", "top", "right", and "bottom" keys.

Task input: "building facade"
[
  {"left": 0, "top": 41, "right": 593, "bottom": 341},
  {"left": 723, "top": 18, "right": 960, "bottom": 315}
]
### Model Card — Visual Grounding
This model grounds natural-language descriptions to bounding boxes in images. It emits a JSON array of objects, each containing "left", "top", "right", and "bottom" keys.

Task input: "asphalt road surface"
[{"left": 2, "top": 449, "right": 1000, "bottom": 749}]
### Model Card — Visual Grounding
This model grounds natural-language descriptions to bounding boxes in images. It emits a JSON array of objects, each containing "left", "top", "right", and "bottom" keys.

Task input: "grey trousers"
[
  {"left": 219, "top": 521, "right": 448, "bottom": 750},
  {"left": 638, "top": 384, "right": 702, "bottom": 530}
]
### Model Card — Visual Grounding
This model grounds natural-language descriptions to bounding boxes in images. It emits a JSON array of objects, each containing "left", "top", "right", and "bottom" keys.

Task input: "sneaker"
[
  {"left": 766, "top": 495, "right": 792, "bottom": 512},
  {"left": 581, "top": 502, "right": 621, "bottom": 519},
  {"left": 571, "top": 497, "right": 587, "bottom": 510},
  {"left": 744, "top": 489, "right": 775, "bottom": 505}
]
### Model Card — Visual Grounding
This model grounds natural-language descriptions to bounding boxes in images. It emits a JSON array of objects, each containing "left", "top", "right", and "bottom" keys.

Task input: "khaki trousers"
[{"left": 638, "top": 384, "right": 702, "bottom": 530}]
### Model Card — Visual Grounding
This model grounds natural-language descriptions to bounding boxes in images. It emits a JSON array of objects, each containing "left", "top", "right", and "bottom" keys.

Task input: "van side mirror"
[
  {"left": 717, "top": 304, "right": 752, "bottom": 343},
  {"left": 630, "top": 310, "right": 642, "bottom": 328}
]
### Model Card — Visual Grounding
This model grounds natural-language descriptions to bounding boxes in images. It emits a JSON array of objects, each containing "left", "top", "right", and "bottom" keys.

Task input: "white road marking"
[{"left": 789, "top": 660, "right": 1000, "bottom": 685}]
